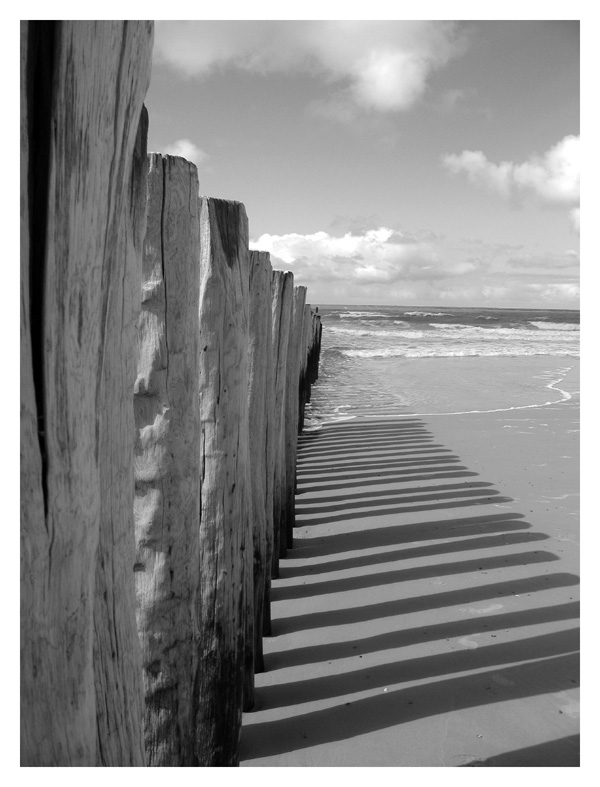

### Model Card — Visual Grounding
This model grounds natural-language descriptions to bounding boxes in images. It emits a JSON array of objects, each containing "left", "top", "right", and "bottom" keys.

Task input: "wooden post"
[
  {"left": 247, "top": 250, "right": 273, "bottom": 674},
  {"left": 93, "top": 103, "right": 149, "bottom": 768},
  {"left": 196, "top": 197, "right": 251, "bottom": 765},
  {"left": 297, "top": 302, "right": 311, "bottom": 433},
  {"left": 20, "top": 20, "right": 153, "bottom": 766},
  {"left": 283, "top": 286, "right": 307, "bottom": 549},
  {"left": 133, "top": 154, "right": 201, "bottom": 766},
  {"left": 308, "top": 311, "right": 323, "bottom": 386},
  {"left": 269, "top": 271, "right": 293, "bottom": 575}
]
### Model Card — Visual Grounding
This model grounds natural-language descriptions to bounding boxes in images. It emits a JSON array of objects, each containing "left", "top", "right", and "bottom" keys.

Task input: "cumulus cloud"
[
  {"left": 163, "top": 138, "right": 209, "bottom": 168},
  {"left": 153, "top": 21, "right": 466, "bottom": 116},
  {"left": 525, "top": 281, "right": 580, "bottom": 301},
  {"left": 250, "top": 226, "right": 483, "bottom": 288},
  {"left": 250, "top": 225, "right": 579, "bottom": 307},
  {"left": 442, "top": 135, "right": 580, "bottom": 216}
]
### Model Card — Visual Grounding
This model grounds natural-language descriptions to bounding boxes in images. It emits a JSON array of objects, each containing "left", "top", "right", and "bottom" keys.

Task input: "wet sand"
[{"left": 240, "top": 363, "right": 579, "bottom": 767}]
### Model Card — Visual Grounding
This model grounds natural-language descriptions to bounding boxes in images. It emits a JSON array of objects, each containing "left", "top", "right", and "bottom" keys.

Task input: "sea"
[{"left": 303, "top": 305, "right": 580, "bottom": 428}]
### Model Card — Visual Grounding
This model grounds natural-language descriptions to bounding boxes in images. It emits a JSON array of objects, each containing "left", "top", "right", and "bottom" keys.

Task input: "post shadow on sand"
[
  {"left": 271, "top": 572, "right": 579, "bottom": 636},
  {"left": 241, "top": 418, "right": 580, "bottom": 764},
  {"left": 271, "top": 549, "right": 561, "bottom": 602},
  {"left": 265, "top": 600, "right": 580, "bottom": 670},
  {"left": 280, "top": 530, "right": 550, "bottom": 578},
  {"left": 459, "top": 734, "right": 580, "bottom": 767},
  {"left": 240, "top": 653, "right": 580, "bottom": 761},
  {"left": 295, "top": 454, "right": 459, "bottom": 480},
  {"left": 293, "top": 512, "right": 534, "bottom": 558},
  {"left": 297, "top": 467, "right": 480, "bottom": 495},
  {"left": 295, "top": 481, "right": 499, "bottom": 515},
  {"left": 257, "top": 627, "right": 580, "bottom": 709},
  {"left": 296, "top": 439, "right": 442, "bottom": 461},
  {"left": 296, "top": 479, "right": 495, "bottom": 508}
]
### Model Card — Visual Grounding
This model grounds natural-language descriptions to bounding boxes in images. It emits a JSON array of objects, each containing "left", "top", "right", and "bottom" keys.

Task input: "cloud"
[
  {"left": 153, "top": 21, "right": 466, "bottom": 116},
  {"left": 250, "top": 225, "right": 579, "bottom": 308},
  {"left": 442, "top": 135, "right": 580, "bottom": 211},
  {"left": 250, "top": 226, "right": 483, "bottom": 287},
  {"left": 506, "top": 250, "right": 580, "bottom": 269},
  {"left": 163, "top": 138, "right": 209, "bottom": 168}
]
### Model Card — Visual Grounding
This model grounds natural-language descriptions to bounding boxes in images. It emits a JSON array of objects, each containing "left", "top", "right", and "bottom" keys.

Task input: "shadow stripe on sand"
[{"left": 240, "top": 653, "right": 580, "bottom": 761}]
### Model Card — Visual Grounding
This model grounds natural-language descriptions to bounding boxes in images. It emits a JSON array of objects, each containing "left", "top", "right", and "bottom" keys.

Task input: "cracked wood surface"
[
  {"left": 247, "top": 250, "right": 274, "bottom": 677},
  {"left": 196, "top": 197, "right": 252, "bottom": 765},
  {"left": 283, "top": 286, "right": 307, "bottom": 552},
  {"left": 269, "top": 270, "right": 294, "bottom": 576},
  {"left": 133, "top": 154, "right": 201, "bottom": 766},
  {"left": 20, "top": 20, "right": 153, "bottom": 766}
]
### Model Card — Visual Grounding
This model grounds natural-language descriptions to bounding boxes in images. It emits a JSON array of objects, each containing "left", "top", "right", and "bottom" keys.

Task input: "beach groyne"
[{"left": 20, "top": 20, "right": 321, "bottom": 767}]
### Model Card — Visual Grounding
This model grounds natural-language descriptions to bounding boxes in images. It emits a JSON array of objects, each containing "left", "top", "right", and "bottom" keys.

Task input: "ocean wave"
[
  {"left": 328, "top": 326, "right": 427, "bottom": 339},
  {"left": 529, "top": 321, "right": 579, "bottom": 331},
  {"left": 433, "top": 323, "right": 580, "bottom": 338},
  {"left": 340, "top": 311, "right": 390, "bottom": 318},
  {"left": 342, "top": 346, "right": 580, "bottom": 359},
  {"left": 403, "top": 310, "right": 450, "bottom": 317}
]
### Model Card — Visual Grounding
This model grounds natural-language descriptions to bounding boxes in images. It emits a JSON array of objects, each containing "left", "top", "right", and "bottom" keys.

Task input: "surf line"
[{"left": 359, "top": 365, "right": 575, "bottom": 419}]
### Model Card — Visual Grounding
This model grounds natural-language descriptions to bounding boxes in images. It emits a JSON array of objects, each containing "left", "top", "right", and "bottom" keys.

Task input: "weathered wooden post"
[
  {"left": 196, "top": 197, "right": 252, "bottom": 765},
  {"left": 269, "top": 270, "right": 294, "bottom": 574},
  {"left": 297, "top": 302, "right": 311, "bottom": 433},
  {"left": 283, "top": 286, "right": 307, "bottom": 549},
  {"left": 20, "top": 20, "right": 153, "bottom": 766},
  {"left": 308, "top": 310, "right": 323, "bottom": 387},
  {"left": 93, "top": 103, "right": 150, "bottom": 768},
  {"left": 247, "top": 250, "right": 274, "bottom": 674},
  {"left": 133, "top": 154, "right": 201, "bottom": 766},
  {"left": 298, "top": 306, "right": 322, "bottom": 432}
]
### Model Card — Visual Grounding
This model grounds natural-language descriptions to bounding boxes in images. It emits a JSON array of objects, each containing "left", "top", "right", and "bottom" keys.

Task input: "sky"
[{"left": 146, "top": 17, "right": 580, "bottom": 308}]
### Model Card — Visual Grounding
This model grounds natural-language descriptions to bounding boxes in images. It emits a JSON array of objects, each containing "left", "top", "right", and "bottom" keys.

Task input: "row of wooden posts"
[{"left": 20, "top": 21, "right": 322, "bottom": 767}]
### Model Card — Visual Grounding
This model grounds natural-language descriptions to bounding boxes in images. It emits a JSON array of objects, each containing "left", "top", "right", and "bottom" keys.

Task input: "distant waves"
[{"left": 303, "top": 305, "right": 579, "bottom": 427}]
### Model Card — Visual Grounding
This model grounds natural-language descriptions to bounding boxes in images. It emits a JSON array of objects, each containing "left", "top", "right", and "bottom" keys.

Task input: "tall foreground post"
[
  {"left": 133, "top": 155, "right": 201, "bottom": 766},
  {"left": 20, "top": 21, "right": 153, "bottom": 765},
  {"left": 196, "top": 198, "right": 252, "bottom": 765}
]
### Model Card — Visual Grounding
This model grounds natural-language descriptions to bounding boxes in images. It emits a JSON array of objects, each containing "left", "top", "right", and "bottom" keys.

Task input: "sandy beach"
[{"left": 240, "top": 360, "right": 579, "bottom": 767}]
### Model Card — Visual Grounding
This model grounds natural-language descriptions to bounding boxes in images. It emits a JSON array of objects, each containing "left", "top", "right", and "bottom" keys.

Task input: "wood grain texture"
[
  {"left": 196, "top": 197, "right": 251, "bottom": 766},
  {"left": 283, "top": 286, "right": 307, "bottom": 549},
  {"left": 247, "top": 250, "right": 274, "bottom": 676},
  {"left": 133, "top": 154, "right": 202, "bottom": 766},
  {"left": 93, "top": 102, "right": 149, "bottom": 768},
  {"left": 269, "top": 271, "right": 294, "bottom": 576},
  {"left": 20, "top": 21, "right": 49, "bottom": 764},
  {"left": 20, "top": 21, "right": 153, "bottom": 766}
]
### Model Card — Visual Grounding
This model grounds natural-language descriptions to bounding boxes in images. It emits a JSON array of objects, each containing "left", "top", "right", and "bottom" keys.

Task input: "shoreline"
[{"left": 306, "top": 355, "right": 578, "bottom": 428}]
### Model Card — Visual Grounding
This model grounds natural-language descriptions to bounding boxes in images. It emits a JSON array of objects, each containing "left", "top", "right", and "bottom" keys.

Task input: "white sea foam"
[
  {"left": 529, "top": 321, "right": 579, "bottom": 331},
  {"left": 435, "top": 323, "right": 578, "bottom": 336},
  {"left": 343, "top": 346, "right": 579, "bottom": 359},
  {"left": 403, "top": 310, "right": 450, "bottom": 317},
  {"left": 328, "top": 326, "right": 426, "bottom": 339},
  {"left": 340, "top": 311, "right": 389, "bottom": 318}
]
